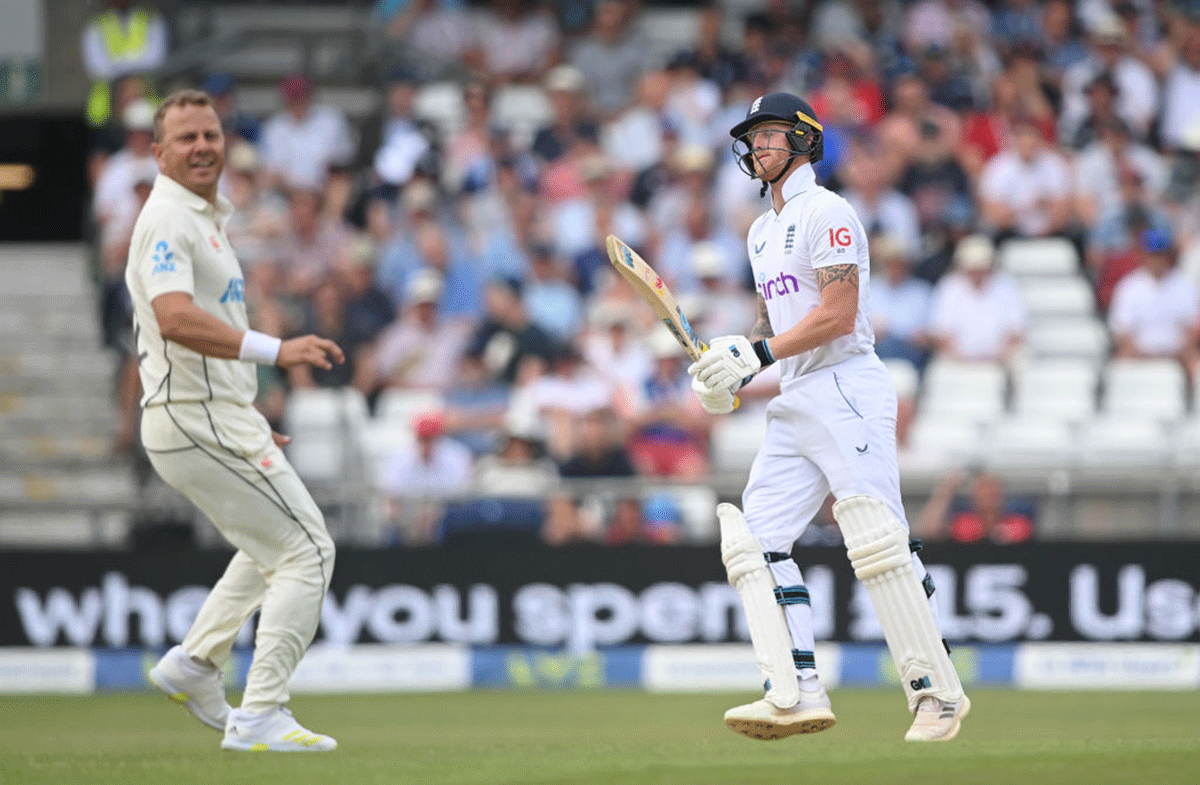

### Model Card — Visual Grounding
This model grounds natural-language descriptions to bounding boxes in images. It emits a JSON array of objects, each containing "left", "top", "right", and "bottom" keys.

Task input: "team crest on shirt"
[
  {"left": 784, "top": 225, "right": 795, "bottom": 252},
  {"left": 151, "top": 240, "right": 176, "bottom": 274}
]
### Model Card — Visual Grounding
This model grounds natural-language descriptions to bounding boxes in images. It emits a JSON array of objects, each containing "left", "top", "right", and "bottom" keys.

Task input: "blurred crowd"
[{"left": 84, "top": 0, "right": 1200, "bottom": 546}]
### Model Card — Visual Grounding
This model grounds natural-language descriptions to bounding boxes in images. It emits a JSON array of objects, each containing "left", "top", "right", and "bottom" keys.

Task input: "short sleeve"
[
  {"left": 133, "top": 210, "right": 195, "bottom": 301},
  {"left": 807, "top": 198, "right": 862, "bottom": 270}
]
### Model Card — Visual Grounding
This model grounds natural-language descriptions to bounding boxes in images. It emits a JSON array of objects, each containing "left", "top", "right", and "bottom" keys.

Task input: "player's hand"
[
  {"left": 277, "top": 335, "right": 345, "bottom": 370},
  {"left": 271, "top": 430, "right": 292, "bottom": 448},
  {"left": 688, "top": 335, "right": 761, "bottom": 393},
  {"left": 691, "top": 375, "right": 736, "bottom": 415}
]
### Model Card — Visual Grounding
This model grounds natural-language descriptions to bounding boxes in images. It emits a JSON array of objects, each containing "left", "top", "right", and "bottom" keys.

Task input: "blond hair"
[{"left": 153, "top": 89, "right": 214, "bottom": 143}]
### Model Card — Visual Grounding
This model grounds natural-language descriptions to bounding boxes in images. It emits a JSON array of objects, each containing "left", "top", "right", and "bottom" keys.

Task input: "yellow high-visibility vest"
[{"left": 86, "top": 9, "right": 157, "bottom": 127}]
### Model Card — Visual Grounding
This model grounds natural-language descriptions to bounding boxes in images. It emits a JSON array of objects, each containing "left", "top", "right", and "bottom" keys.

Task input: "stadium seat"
[
  {"left": 1101, "top": 358, "right": 1187, "bottom": 421},
  {"left": 883, "top": 357, "right": 920, "bottom": 400},
  {"left": 376, "top": 389, "right": 444, "bottom": 427},
  {"left": 981, "top": 416, "right": 1075, "bottom": 469},
  {"left": 997, "top": 237, "right": 1079, "bottom": 277},
  {"left": 490, "top": 85, "right": 554, "bottom": 151},
  {"left": 1012, "top": 359, "right": 1099, "bottom": 423},
  {"left": 905, "top": 416, "right": 981, "bottom": 464},
  {"left": 359, "top": 420, "right": 417, "bottom": 486},
  {"left": 919, "top": 359, "right": 1008, "bottom": 425},
  {"left": 413, "top": 81, "right": 466, "bottom": 137},
  {"left": 1075, "top": 416, "right": 1168, "bottom": 466},
  {"left": 1018, "top": 276, "right": 1097, "bottom": 318},
  {"left": 1170, "top": 416, "right": 1200, "bottom": 467},
  {"left": 1025, "top": 317, "right": 1110, "bottom": 363},
  {"left": 710, "top": 409, "right": 768, "bottom": 475},
  {"left": 284, "top": 388, "right": 368, "bottom": 482}
]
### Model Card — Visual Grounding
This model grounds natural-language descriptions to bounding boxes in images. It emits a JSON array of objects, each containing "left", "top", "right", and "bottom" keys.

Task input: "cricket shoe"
[
  {"left": 724, "top": 685, "right": 836, "bottom": 740},
  {"left": 905, "top": 694, "right": 971, "bottom": 742},
  {"left": 221, "top": 706, "right": 337, "bottom": 752},
  {"left": 148, "top": 645, "right": 230, "bottom": 732}
]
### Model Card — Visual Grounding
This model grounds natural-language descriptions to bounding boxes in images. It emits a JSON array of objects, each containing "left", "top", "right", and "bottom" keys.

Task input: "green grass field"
[{"left": 1, "top": 690, "right": 1198, "bottom": 785}]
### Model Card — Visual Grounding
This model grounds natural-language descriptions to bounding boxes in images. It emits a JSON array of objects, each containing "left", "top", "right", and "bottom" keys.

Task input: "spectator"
[
  {"left": 375, "top": 0, "right": 475, "bottom": 83},
  {"left": 569, "top": 0, "right": 653, "bottom": 120},
  {"left": 978, "top": 117, "right": 1072, "bottom": 239},
  {"left": 335, "top": 237, "right": 395, "bottom": 349},
  {"left": 260, "top": 74, "right": 356, "bottom": 191},
  {"left": 657, "top": 191, "right": 746, "bottom": 296},
  {"left": 92, "top": 98, "right": 157, "bottom": 241},
  {"left": 1109, "top": 228, "right": 1200, "bottom": 376},
  {"left": 1060, "top": 14, "right": 1159, "bottom": 141},
  {"left": 523, "top": 245, "right": 584, "bottom": 341},
  {"left": 220, "top": 142, "right": 288, "bottom": 268},
  {"left": 377, "top": 410, "right": 475, "bottom": 545},
  {"left": 87, "top": 75, "right": 152, "bottom": 185},
  {"left": 465, "top": 278, "right": 559, "bottom": 388},
  {"left": 204, "top": 73, "right": 260, "bottom": 145},
  {"left": 870, "top": 234, "right": 933, "bottom": 371},
  {"left": 645, "top": 144, "right": 715, "bottom": 239},
  {"left": 1064, "top": 70, "right": 1122, "bottom": 150},
  {"left": 625, "top": 328, "right": 712, "bottom": 480},
  {"left": 684, "top": 4, "right": 749, "bottom": 93},
  {"left": 519, "top": 343, "right": 614, "bottom": 460},
  {"left": 368, "top": 69, "right": 433, "bottom": 191},
  {"left": 991, "top": 0, "right": 1044, "bottom": 57},
  {"left": 371, "top": 269, "right": 471, "bottom": 395},
  {"left": 601, "top": 69, "right": 671, "bottom": 183},
  {"left": 470, "top": 0, "right": 561, "bottom": 85},
  {"left": 558, "top": 407, "right": 636, "bottom": 479},
  {"left": 663, "top": 51, "right": 722, "bottom": 148},
  {"left": 917, "top": 43, "right": 976, "bottom": 112},
  {"left": 916, "top": 466, "right": 1036, "bottom": 544},
  {"left": 912, "top": 194, "right": 977, "bottom": 284},
  {"left": 877, "top": 73, "right": 964, "bottom": 179},
  {"left": 689, "top": 242, "right": 756, "bottom": 338},
  {"left": 840, "top": 139, "right": 923, "bottom": 260},
  {"left": 1087, "top": 172, "right": 1173, "bottom": 311},
  {"left": 1038, "top": 0, "right": 1089, "bottom": 86},
  {"left": 278, "top": 188, "right": 353, "bottom": 297},
  {"left": 550, "top": 154, "right": 646, "bottom": 261},
  {"left": 904, "top": 0, "right": 991, "bottom": 56},
  {"left": 581, "top": 303, "right": 653, "bottom": 409},
  {"left": 81, "top": 0, "right": 167, "bottom": 128},
  {"left": 929, "top": 234, "right": 1027, "bottom": 365},
  {"left": 1160, "top": 24, "right": 1200, "bottom": 153},
  {"left": 961, "top": 68, "right": 1053, "bottom": 178},
  {"left": 1072, "top": 118, "right": 1167, "bottom": 230},
  {"left": 287, "top": 279, "right": 372, "bottom": 394},
  {"left": 532, "top": 64, "right": 597, "bottom": 163}
]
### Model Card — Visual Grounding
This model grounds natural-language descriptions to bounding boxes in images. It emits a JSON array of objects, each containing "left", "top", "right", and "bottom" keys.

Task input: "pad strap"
[{"left": 773, "top": 585, "right": 811, "bottom": 606}]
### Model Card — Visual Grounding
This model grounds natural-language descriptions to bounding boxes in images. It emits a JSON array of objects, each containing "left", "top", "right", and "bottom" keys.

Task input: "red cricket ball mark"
[
  {"left": 210, "top": 236, "right": 221, "bottom": 250},
  {"left": 261, "top": 457, "right": 273, "bottom": 469},
  {"left": 654, "top": 277, "right": 664, "bottom": 290},
  {"left": 829, "top": 227, "right": 852, "bottom": 247}
]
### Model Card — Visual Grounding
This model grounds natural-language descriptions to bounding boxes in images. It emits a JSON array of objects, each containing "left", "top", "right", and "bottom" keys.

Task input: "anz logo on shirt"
[
  {"left": 150, "top": 241, "right": 176, "bottom": 275},
  {"left": 220, "top": 277, "right": 245, "bottom": 303}
]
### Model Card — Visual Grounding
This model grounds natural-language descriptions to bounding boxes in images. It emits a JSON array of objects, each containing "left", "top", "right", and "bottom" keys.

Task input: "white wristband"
[{"left": 239, "top": 330, "right": 282, "bottom": 365}]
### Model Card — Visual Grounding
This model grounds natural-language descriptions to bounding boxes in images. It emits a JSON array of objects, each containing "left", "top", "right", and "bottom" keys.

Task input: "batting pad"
[
  {"left": 718, "top": 502, "right": 801, "bottom": 710},
  {"left": 833, "top": 495, "right": 964, "bottom": 712}
]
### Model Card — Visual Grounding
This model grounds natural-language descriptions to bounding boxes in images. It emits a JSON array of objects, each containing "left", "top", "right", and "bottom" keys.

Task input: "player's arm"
[
  {"left": 763, "top": 263, "right": 858, "bottom": 359},
  {"left": 749, "top": 294, "right": 773, "bottom": 340},
  {"left": 152, "top": 292, "right": 344, "bottom": 369}
]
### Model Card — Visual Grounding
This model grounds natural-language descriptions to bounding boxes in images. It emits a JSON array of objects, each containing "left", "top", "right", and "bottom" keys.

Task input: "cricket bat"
[{"left": 604, "top": 234, "right": 739, "bottom": 407}]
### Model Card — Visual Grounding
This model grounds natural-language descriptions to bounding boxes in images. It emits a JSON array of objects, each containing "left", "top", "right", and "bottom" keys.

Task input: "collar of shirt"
[
  {"left": 151, "top": 173, "right": 235, "bottom": 229},
  {"left": 779, "top": 162, "right": 816, "bottom": 206}
]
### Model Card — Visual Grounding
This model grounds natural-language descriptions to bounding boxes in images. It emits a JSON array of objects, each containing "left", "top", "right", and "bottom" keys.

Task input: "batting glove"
[
  {"left": 688, "top": 335, "right": 772, "bottom": 393},
  {"left": 691, "top": 374, "right": 737, "bottom": 415}
]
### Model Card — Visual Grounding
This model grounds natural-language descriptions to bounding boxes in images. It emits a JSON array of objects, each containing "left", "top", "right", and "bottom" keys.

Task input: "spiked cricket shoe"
[
  {"left": 724, "top": 685, "right": 836, "bottom": 740},
  {"left": 905, "top": 694, "right": 971, "bottom": 741},
  {"left": 148, "top": 645, "right": 230, "bottom": 732},
  {"left": 221, "top": 706, "right": 337, "bottom": 752}
]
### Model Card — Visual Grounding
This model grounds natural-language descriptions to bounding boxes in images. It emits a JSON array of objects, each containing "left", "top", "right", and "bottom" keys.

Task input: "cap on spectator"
[
  {"left": 401, "top": 179, "right": 438, "bottom": 214},
  {"left": 690, "top": 241, "right": 726, "bottom": 278},
  {"left": 1089, "top": 14, "right": 1128, "bottom": 42},
  {"left": 281, "top": 74, "right": 313, "bottom": 101},
  {"left": 413, "top": 411, "right": 446, "bottom": 440},
  {"left": 590, "top": 301, "right": 632, "bottom": 328},
  {"left": 1140, "top": 227, "right": 1172, "bottom": 253},
  {"left": 122, "top": 99, "right": 156, "bottom": 131},
  {"left": 647, "top": 326, "right": 683, "bottom": 359},
  {"left": 408, "top": 269, "right": 444, "bottom": 304},
  {"left": 345, "top": 235, "right": 378, "bottom": 268},
  {"left": 954, "top": 234, "right": 995, "bottom": 271},
  {"left": 544, "top": 64, "right": 585, "bottom": 93},
  {"left": 871, "top": 234, "right": 908, "bottom": 264},
  {"left": 672, "top": 144, "right": 715, "bottom": 174},
  {"left": 203, "top": 73, "right": 234, "bottom": 98},
  {"left": 227, "top": 141, "right": 260, "bottom": 173},
  {"left": 502, "top": 405, "right": 545, "bottom": 442}
]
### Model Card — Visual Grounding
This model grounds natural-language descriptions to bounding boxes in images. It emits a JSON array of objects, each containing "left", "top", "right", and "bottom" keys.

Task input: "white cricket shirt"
[
  {"left": 745, "top": 164, "right": 875, "bottom": 381},
  {"left": 125, "top": 174, "right": 256, "bottom": 407}
]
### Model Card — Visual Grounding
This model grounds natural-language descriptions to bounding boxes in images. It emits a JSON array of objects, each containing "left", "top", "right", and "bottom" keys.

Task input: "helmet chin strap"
[{"left": 758, "top": 153, "right": 800, "bottom": 197}]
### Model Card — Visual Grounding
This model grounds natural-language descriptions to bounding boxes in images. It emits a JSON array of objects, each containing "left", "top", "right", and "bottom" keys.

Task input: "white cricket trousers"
[
  {"left": 141, "top": 400, "right": 335, "bottom": 714},
  {"left": 741, "top": 352, "right": 933, "bottom": 678}
]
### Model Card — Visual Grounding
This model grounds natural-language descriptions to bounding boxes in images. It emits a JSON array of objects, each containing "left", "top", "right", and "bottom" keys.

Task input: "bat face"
[{"left": 605, "top": 235, "right": 706, "bottom": 361}]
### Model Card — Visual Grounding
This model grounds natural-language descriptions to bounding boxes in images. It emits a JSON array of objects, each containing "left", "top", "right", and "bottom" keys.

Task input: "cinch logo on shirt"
[
  {"left": 219, "top": 277, "right": 245, "bottom": 303},
  {"left": 757, "top": 270, "right": 800, "bottom": 301},
  {"left": 150, "top": 241, "right": 176, "bottom": 275}
]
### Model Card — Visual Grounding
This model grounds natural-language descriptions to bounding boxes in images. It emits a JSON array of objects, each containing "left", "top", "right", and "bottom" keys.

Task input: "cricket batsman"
[{"left": 688, "top": 93, "right": 970, "bottom": 741}]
